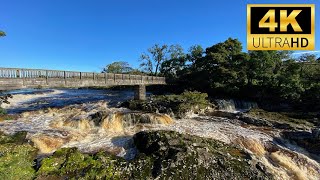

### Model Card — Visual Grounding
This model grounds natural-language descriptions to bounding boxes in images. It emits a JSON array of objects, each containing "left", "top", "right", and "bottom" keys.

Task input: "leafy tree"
[
  {"left": 160, "top": 45, "right": 186, "bottom": 78},
  {"left": 247, "top": 51, "right": 288, "bottom": 87},
  {"left": 276, "top": 59, "right": 304, "bottom": 101},
  {"left": 186, "top": 45, "right": 204, "bottom": 64},
  {"left": 102, "top": 61, "right": 133, "bottom": 73},
  {"left": 140, "top": 44, "right": 169, "bottom": 75},
  {"left": 192, "top": 38, "right": 245, "bottom": 95},
  {"left": 0, "top": 31, "right": 5, "bottom": 37},
  {"left": 127, "top": 69, "right": 146, "bottom": 75},
  {"left": 298, "top": 54, "right": 317, "bottom": 62},
  {"left": 142, "top": 37, "right": 320, "bottom": 110}
]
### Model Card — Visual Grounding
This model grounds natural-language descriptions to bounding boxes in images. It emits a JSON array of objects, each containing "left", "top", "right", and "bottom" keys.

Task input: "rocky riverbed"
[{"left": 0, "top": 89, "right": 319, "bottom": 179}]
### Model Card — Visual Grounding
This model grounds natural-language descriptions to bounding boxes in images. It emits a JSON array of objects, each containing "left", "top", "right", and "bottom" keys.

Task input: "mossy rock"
[
  {"left": 37, "top": 148, "right": 124, "bottom": 180},
  {"left": 122, "top": 91, "right": 212, "bottom": 118},
  {"left": 0, "top": 131, "right": 28, "bottom": 144},
  {"left": 243, "top": 108, "right": 314, "bottom": 130},
  {"left": 132, "top": 130, "right": 273, "bottom": 179},
  {"left": 0, "top": 131, "right": 37, "bottom": 180},
  {"left": 35, "top": 130, "right": 272, "bottom": 179},
  {"left": 0, "top": 130, "right": 273, "bottom": 179}
]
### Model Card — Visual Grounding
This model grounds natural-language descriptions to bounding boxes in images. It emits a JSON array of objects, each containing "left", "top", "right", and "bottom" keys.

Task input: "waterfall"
[{"left": 215, "top": 99, "right": 258, "bottom": 112}]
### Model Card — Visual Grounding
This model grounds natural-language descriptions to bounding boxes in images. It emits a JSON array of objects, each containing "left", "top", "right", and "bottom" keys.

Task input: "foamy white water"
[
  {"left": 0, "top": 89, "right": 319, "bottom": 180},
  {"left": 2, "top": 89, "right": 64, "bottom": 109}
]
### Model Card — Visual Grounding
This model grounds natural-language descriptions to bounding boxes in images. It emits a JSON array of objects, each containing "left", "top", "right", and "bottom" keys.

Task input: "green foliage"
[
  {"left": 140, "top": 44, "right": 169, "bottom": 75},
  {"left": 154, "top": 91, "right": 209, "bottom": 113},
  {"left": 0, "top": 31, "right": 5, "bottom": 37},
  {"left": 0, "top": 132, "right": 37, "bottom": 180},
  {"left": 102, "top": 61, "right": 133, "bottom": 73},
  {"left": 124, "top": 91, "right": 210, "bottom": 118},
  {"left": 151, "top": 38, "right": 319, "bottom": 110},
  {"left": 140, "top": 44, "right": 185, "bottom": 76}
]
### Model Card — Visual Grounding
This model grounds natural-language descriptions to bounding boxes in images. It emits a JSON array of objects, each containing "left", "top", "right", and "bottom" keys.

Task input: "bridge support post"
[{"left": 134, "top": 85, "right": 146, "bottom": 100}]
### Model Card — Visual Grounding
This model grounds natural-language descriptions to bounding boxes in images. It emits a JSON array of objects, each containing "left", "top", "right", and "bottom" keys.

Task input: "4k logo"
[{"left": 247, "top": 4, "right": 315, "bottom": 50}]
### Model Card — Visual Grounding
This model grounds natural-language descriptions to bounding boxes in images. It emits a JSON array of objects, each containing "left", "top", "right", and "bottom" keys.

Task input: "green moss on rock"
[
  {"left": 37, "top": 148, "right": 123, "bottom": 180},
  {"left": 0, "top": 130, "right": 273, "bottom": 179},
  {"left": 0, "top": 131, "right": 37, "bottom": 180},
  {"left": 244, "top": 108, "right": 314, "bottom": 130},
  {"left": 122, "top": 91, "right": 211, "bottom": 118}
]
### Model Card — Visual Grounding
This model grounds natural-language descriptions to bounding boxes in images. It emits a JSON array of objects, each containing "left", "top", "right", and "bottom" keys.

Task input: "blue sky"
[{"left": 0, "top": 0, "right": 319, "bottom": 72}]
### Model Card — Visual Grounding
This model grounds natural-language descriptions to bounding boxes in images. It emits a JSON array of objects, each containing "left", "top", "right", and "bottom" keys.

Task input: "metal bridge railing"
[{"left": 0, "top": 67, "right": 166, "bottom": 83}]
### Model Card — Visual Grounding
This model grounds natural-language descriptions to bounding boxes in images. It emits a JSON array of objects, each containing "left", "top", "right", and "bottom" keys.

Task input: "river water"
[{"left": 0, "top": 89, "right": 319, "bottom": 180}]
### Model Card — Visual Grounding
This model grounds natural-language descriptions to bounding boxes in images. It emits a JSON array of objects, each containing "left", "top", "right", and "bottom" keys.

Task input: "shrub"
[{"left": 124, "top": 91, "right": 210, "bottom": 118}]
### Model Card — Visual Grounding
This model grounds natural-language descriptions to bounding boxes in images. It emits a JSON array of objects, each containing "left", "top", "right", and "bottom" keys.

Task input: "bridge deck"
[{"left": 0, "top": 67, "right": 166, "bottom": 90}]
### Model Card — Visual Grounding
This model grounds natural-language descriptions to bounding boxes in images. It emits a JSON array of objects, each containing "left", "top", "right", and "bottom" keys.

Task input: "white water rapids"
[{"left": 0, "top": 89, "right": 319, "bottom": 180}]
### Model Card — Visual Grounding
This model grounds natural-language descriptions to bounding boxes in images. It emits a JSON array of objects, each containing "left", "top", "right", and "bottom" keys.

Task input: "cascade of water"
[{"left": 215, "top": 99, "right": 258, "bottom": 112}]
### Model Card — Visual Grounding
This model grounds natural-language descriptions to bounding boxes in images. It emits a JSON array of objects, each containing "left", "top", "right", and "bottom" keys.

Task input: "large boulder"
[
  {"left": 281, "top": 130, "right": 320, "bottom": 155},
  {"left": 36, "top": 131, "right": 273, "bottom": 179},
  {"left": 133, "top": 131, "right": 272, "bottom": 179}
]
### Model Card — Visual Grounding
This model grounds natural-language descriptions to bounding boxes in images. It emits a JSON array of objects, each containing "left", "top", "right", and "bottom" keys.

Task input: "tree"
[
  {"left": 192, "top": 38, "right": 245, "bottom": 94},
  {"left": 160, "top": 45, "right": 186, "bottom": 78},
  {"left": 140, "top": 44, "right": 169, "bottom": 75},
  {"left": 186, "top": 45, "right": 204, "bottom": 64},
  {"left": 0, "top": 31, "right": 5, "bottom": 37},
  {"left": 276, "top": 59, "right": 304, "bottom": 101},
  {"left": 298, "top": 54, "right": 317, "bottom": 62},
  {"left": 102, "top": 61, "right": 133, "bottom": 73},
  {"left": 247, "top": 51, "right": 288, "bottom": 87}
]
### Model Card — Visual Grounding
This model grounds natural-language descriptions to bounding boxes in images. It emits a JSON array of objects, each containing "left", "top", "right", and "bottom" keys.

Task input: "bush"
[
  {"left": 123, "top": 91, "right": 210, "bottom": 118},
  {"left": 154, "top": 91, "right": 209, "bottom": 115}
]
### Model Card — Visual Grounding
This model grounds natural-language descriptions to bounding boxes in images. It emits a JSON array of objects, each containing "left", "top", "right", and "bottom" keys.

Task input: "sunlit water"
[
  {"left": 0, "top": 89, "right": 319, "bottom": 180},
  {"left": 2, "top": 88, "right": 134, "bottom": 113}
]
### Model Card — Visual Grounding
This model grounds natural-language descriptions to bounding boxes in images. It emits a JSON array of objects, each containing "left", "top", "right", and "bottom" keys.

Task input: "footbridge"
[{"left": 0, "top": 67, "right": 166, "bottom": 100}]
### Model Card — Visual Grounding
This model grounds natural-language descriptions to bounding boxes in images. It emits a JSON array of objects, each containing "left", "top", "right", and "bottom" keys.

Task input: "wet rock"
[
  {"left": 312, "top": 128, "right": 320, "bottom": 140},
  {"left": 238, "top": 113, "right": 306, "bottom": 130},
  {"left": 31, "top": 135, "right": 67, "bottom": 154},
  {"left": 133, "top": 131, "right": 272, "bottom": 179},
  {"left": 89, "top": 111, "right": 108, "bottom": 126},
  {"left": 239, "top": 115, "right": 273, "bottom": 127},
  {"left": 281, "top": 131, "right": 320, "bottom": 155},
  {"left": 2, "top": 130, "right": 273, "bottom": 179}
]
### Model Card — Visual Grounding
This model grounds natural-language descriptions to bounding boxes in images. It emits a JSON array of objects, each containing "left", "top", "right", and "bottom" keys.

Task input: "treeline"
[{"left": 148, "top": 38, "right": 320, "bottom": 111}]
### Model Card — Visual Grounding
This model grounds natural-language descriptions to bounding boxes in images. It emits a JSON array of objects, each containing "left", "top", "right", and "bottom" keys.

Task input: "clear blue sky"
[{"left": 0, "top": 0, "right": 319, "bottom": 72}]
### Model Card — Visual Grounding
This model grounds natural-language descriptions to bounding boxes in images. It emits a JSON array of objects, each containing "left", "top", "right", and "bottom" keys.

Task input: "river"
[{"left": 0, "top": 88, "right": 319, "bottom": 180}]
